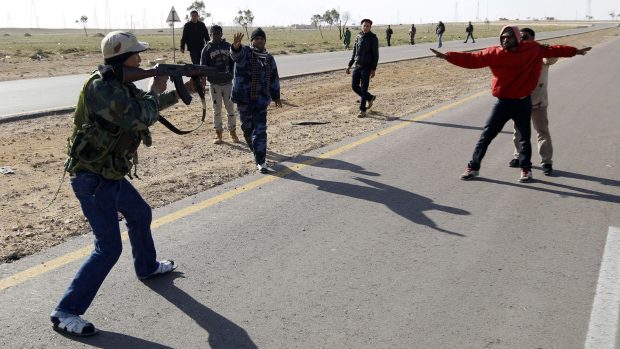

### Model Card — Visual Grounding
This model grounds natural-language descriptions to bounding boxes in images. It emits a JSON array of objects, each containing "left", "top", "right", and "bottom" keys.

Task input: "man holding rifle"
[{"left": 50, "top": 31, "right": 195, "bottom": 337}]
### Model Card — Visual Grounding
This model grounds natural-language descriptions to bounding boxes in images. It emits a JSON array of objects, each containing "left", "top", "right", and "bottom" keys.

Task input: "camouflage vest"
[{"left": 65, "top": 72, "right": 151, "bottom": 180}]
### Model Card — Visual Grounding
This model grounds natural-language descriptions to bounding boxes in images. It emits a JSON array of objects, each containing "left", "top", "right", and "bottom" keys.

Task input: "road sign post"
[{"left": 166, "top": 6, "right": 181, "bottom": 63}]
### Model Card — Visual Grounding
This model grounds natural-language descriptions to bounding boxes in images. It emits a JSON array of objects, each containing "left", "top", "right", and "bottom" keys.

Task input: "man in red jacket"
[{"left": 430, "top": 26, "right": 591, "bottom": 182}]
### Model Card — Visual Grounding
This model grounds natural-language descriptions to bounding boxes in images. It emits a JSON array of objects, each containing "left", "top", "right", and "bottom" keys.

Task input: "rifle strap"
[{"left": 157, "top": 78, "right": 207, "bottom": 135}]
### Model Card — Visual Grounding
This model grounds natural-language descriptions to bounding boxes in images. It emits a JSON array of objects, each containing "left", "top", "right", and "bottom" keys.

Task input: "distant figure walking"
[
  {"left": 409, "top": 24, "right": 416, "bottom": 45},
  {"left": 180, "top": 10, "right": 210, "bottom": 64},
  {"left": 385, "top": 25, "right": 393, "bottom": 46},
  {"left": 343, "top": 27, "right": 351, "bottom": 49},
  {"left": 464, "top": 21, "right": 476, "bottom": 43},
  {"left": 436, "top": 21, "right": 446, "bottom": 48}
]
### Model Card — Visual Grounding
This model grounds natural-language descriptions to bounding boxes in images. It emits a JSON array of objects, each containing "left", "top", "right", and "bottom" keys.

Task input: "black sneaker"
[
  {"left": 508, "top": 158, "right": 520, "bottom": 168},
  {"left": 542, "top": 163, "right": 553, "bottom": 176}
]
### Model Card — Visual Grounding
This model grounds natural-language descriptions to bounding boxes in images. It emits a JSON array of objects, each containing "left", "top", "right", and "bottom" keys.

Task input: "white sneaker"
[
  {"left": 519, "top": 168, "right": 533, "bottom": 182},
  {"left": 51, "top": 311, "right": 98, "bottom": 337},
  {"left": 257, "top": 163, "right": 270, "bottom": 174},
  {"left": 138, "top": 260, "right": 176, "bottom": 280}
]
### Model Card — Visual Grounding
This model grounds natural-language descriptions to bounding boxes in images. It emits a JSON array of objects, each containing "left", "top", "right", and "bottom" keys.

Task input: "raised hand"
[
  {"left": 232, "top": 32, "right": 244, "bottom": 50},
  {"left": 430, "top": 48, "right": 446, "bottom": 59},
  {"left": 576, "top": 47, "right": 592, "bottom": 55}
]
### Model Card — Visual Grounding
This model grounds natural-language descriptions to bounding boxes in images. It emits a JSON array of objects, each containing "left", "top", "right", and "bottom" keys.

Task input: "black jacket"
[
  {"left": 348, "top": 31, "right": 379, "bottom": 71},
  {"left": 180, "top": 21, "right": 210, "bottom": 52},
  {"left": 200, "top": 40, "right": 234, "bottom": 84}
]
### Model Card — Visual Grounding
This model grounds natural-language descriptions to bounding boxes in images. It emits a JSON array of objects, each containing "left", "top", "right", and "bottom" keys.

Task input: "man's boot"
[
  {"left": 229, "top": 129, "right": 240, "bottom": 143},
  {"left": 213, "top": 130, "right": 223, "bottom": 144}
]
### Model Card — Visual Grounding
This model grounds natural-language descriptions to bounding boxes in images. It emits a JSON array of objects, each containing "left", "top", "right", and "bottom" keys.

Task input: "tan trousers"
[
  {"left": 513, "top": 106, "right": 553, "bottom": 165},
  {"left": 210, "top": 83, "right": 236, "bottom": 131}
]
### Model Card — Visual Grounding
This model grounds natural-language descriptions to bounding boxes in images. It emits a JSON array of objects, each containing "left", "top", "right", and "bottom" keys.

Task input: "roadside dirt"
[{"left": 0, "top": 28, "right": 617, "bottom": 263}]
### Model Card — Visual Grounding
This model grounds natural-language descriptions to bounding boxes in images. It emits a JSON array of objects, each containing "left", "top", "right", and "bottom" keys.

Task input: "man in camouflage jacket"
[{"left": 51, "top": 31, "right": 184, "bottom": 337}]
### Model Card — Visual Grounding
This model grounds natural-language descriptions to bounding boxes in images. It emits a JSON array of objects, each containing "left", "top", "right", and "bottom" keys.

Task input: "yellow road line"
[{"left": 0, "top": 90, "right": 487, "bottom": 292}]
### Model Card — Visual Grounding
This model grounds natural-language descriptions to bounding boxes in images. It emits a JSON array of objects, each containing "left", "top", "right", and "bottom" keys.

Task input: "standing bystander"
[
  {"left": 201, "top": 25, "right": 239, "bottom": 144},
  {"left": 409, "top": 24, "right": 417, "bottom": 45},
  {"left": 343, "top": 27, "right": 352, "bottom": 49},
  {"left": 508, "top": 28, "right": 558, "bottom": 175},
  {"left": 436, "top": 21, "right": 446, "bottom": 48},
  {"left": 386, "top": 25, "right": 394, "bottom": 46}
]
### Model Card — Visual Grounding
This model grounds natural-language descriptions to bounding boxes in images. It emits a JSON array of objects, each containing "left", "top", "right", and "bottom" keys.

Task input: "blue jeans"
[
  {"left": 437, "top": 33, "right": 443, "bottom": 47},
  {"left": 469, "top": 97, "right": 532, "bottom": 170},
  {"left": 55, "top": 171, "right": 158, "bottom": 315},
  {"left": 351, "top": 67, "right": 373, "bottom": 112},
  {"left": 237, "top": 103, "right": 268, "bottom": 165}
]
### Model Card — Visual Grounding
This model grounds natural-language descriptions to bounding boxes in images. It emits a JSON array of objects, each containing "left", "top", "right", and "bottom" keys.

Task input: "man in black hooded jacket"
[{"left": 345, "top": 19, "right": 379, "bottom": 118}]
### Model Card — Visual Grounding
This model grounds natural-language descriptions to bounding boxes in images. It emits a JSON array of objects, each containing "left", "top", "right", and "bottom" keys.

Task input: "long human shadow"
[
  {"left": 285, "top": 154, "right": 380, "bottom": 177},
  {"left": 143, "top": 272, "right": 258, "bottom": 349},
  {"left": 55, "top": 330, "right": 174, "bottom": 348},
  {"left": 477, "top": 177, "right": 620, "bottom": 204},
  {"left": 406, "top": 120, "right": 513, "bottom": 134},
  {"left": 279, "top": 166, "right": 469, "bottom": 236},
  {"left": 546, "top": 168, "right": 620, "bottom": 187}
]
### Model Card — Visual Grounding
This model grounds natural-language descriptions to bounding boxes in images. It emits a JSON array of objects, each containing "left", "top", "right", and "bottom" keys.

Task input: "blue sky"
[{"left": 3, "top": 0, "right": 619, "bottom": 29}]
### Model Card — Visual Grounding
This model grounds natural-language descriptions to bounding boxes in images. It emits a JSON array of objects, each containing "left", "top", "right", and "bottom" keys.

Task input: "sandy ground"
[{"left": 0, "top": 28, "right": 617, "bottom": 263}]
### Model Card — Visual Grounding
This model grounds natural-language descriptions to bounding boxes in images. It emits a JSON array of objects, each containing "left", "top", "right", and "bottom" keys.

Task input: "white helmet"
[{"left": 101, "top": 31, "right": 149, "bottom": 59}]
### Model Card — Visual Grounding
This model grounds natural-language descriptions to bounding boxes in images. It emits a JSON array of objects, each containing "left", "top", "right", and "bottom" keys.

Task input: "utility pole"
[
  {"left": 166, "top": 7, "right": 181, "bottom": 63},
  {"left": 454, "top": 2, "right": 459, "bottom": 22}
]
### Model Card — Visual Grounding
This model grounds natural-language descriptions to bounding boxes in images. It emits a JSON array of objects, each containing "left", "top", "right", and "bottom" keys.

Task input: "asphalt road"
[
  {"left": 0, "top": 33, "right": 618, "bottom": 348},
  {"left": 0, "top": 23, "right": 614, "bottom": 120}
]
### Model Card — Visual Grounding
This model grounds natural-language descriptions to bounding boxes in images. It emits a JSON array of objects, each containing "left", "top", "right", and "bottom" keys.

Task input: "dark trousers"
[
  {"left": 469, "top": 97, "right": 532, "bottom": 170},
  {"left": 351, "top": 67, "right": 373, "bottom": 112},
  {"left": 387, "top": 36, "right": 392, "bottom": 46},
  {"left": 465, "top": 32, "right": 475, "bottom": 42},
  {"left": 56, "top": 172, "right": 158, "bottom": 315},
  {"left": 237, "top": 103, "right": 268, "bottom": 165},
  {"left": 189, "top": 49, "right": 202, "bottom": 64}
]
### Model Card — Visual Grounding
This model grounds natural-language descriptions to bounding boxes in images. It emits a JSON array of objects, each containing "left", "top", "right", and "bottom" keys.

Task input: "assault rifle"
[
  {"left": 123, "top": 63, "right": 228, "bottom": 105},
  {"left": 123, "top": 63, "right": 229, "bottom": 134}
]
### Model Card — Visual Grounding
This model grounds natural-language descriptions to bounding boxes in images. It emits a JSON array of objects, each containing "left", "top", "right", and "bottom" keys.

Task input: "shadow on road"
[
  {"left": 478, "top": 175, "right": 620, "bottom": 204},
  {"left": 143, "top": 272, "right": 258, "bottom": 349},
  {"left": 405, "top": 120, "right": 513, "bottom": 134},
  {"left": 287, "top": 154, "right": 381, "bottom": 176},
  {"left": 277, "top": 163, "right": 469, "bottom": 237},
  {"left": 55, "top": 330, "right": 173, "bottom": 348},
  {"left": 549, "top": 168, "right": 620, "bottom": 188}
]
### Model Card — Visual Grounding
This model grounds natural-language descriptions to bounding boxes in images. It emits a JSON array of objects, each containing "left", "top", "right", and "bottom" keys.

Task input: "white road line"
[{"left": 585, "top": 226, "right": 620, "bottom": 349}]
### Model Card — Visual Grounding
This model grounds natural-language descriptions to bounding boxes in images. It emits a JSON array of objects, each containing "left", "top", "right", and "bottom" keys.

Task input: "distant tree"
[
  {"left": 610, "top": 11, "right": 616, "bottom": 20},
  {"left": 186, "top": 1, "right": 211, "bottom": 22},
  {"left": 76, "top": 16, "right": 88, "bottom": 37},
  {"left": 234, "top": 9, "right": 254, "bottom": 37},
  {"left": 335, "top": 10, "right": 350, "bottom": 40},
  {"left": 311, "top": 14, "right": 324, "bottom": 38},
  {"left": 585, "top": 15, "right": 594, "bottom": 20},
  {"left": 323, "top": 10, "right": 334, "bottom": 28}
]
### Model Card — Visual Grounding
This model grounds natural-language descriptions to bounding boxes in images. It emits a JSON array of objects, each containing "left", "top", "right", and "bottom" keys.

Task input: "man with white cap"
[{"left": 50, "top": 31, "right": 187, "bottom": 337}]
